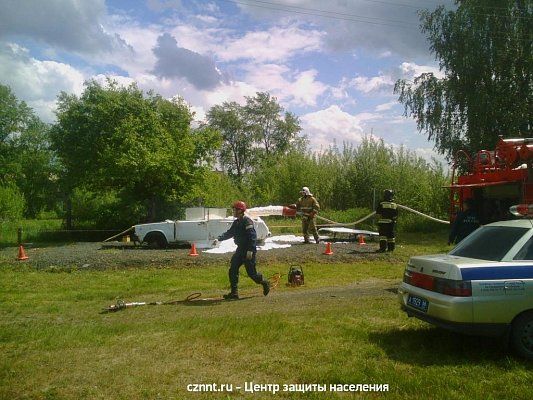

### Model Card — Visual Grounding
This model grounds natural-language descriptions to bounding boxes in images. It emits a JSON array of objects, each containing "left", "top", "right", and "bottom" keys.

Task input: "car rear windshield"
[{"left": 449, "top": 226, "right": 529, "bottom": 261}]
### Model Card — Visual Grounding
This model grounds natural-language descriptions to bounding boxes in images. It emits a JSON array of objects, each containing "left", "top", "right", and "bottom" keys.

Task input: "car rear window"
[
  {"left": 450, "top": 226, "right": 529, "bottom": 261},
  {"left": 513, "top": 236, "right": 533, "bottom": 260}
]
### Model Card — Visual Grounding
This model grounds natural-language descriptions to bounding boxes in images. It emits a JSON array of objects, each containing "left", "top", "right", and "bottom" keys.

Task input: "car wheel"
[
  {"left": 145, "top": 232, "right": 168, "bottom": 249},
  {"left": 511, "top": 311, "right": 533, "bottom": 360}
]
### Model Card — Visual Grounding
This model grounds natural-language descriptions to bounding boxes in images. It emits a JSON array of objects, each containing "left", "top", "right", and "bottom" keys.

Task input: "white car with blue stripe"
[{"left": 398, "top": 219, "right": 533, "bottom": 359}]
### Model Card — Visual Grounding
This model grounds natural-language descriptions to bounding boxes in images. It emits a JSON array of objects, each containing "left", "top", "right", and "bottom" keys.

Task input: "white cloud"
[
  {"left": 346, "top": 61, "right": 445, "bottom": 97},
  {"left": 412, "top": 147, "right": 449, "bottom": 167},
  {"left": 0, "top": 0, "right": 132, "bottom": 55},
  {"left": 195, "top": 15, "right": 219, "bottom": 24},
  {"left": 399, "top": 62, "right": 445, "bottom": 80},
  {"left": 0, "top": 43, "right": 85, "bottom": 122},
  {"left": 152, "top": 33, "right": 224, "bottom": 90},
  {"left": 350, "top": 74, "right": 394, "bottom": 94},
  {"left": 301, "top": 105, "right": 372, "bottom": 150},
  {"left": 146, "top": 0, "right": 184, "bottom": 12},
  {"left": 203, "top": 81, "right": 258, "bottom": 108},
  {"left": 243, "top": 64, "right": 327, "bottom": 107},
  {"left": 375, "top": 101, "right": 398, "bottom": 112},
  {"left": 287, "top": 69, "right": 328, "bottom": 106},
  {"left": 217, "top": 25, "right": 324, "bottom": 63},
  {"left": 107, "top": 18, "right": 162, "bottom": 75},
  {"left": 235, "top": 0, "right": 455, "bottom": 59}
]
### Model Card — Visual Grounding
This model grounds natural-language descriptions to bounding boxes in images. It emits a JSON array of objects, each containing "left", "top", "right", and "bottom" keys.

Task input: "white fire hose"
[{"left": 246, "top": 204, "right": 449, "bottom": 227}]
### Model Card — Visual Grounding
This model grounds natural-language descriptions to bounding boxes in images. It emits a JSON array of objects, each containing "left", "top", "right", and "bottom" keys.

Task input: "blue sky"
[{"left": 0, "top": 0, "right": 453, "bottom": 163}]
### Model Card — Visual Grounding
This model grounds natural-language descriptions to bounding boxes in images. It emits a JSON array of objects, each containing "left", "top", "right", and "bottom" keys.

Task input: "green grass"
[
  {"left": 0, "top": 219, "right": 63, "bottom": 246},
  {"left": 1, "top": 234, "right": 532, "bottom": 399}
]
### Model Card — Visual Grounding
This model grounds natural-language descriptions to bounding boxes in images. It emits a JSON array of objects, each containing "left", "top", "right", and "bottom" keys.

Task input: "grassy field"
[{"left": 1, "top": 232, "right": 532, "bottom": 399}]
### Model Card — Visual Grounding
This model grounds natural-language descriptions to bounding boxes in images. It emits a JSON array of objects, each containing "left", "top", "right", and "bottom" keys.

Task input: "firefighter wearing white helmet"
[{"left": 296, "top": 186, "right": 320, "bottom": 244}]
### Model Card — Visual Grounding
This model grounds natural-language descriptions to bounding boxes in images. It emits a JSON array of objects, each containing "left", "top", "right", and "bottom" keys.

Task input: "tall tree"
[
  {"left": 395, "top": 0, "right": 532, "bottom": 159},
  {"left": 51, "top": 80, "right": 220, "bottom": 225},
  {"left": 244, "top": 92, "right": 303, "bottom": 156},
  {"left": 0, "top": 84, "right": 32, "bottom": 183},
  {"left": 0, "top": 84, "right": 58, "bottom": 217},
  {"left": 206, "top": 101, "right": 254, "bottom": 182},
  {"left": 206, "top": 92, "right": 304, "bottom": 184}
]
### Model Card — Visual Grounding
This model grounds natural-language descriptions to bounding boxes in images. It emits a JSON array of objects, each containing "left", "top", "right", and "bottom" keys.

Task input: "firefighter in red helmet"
[
  {"left": 376, "top": 189, "right": 398, "bottom": 252},
  {"left": 217, "top": 200, "right": 270, "bottom": 300}
]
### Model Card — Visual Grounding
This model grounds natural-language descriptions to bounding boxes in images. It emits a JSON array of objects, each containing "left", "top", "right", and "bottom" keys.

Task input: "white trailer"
[{"left": 133, "top": 207, "right": 271, "bottom": 249}]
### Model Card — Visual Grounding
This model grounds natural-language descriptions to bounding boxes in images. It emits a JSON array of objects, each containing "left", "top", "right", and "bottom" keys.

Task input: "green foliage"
[
  {"left": 321, "top": 207, "right": 376, "bottom": 230},
  {"left": 395, "top": 1, "right": 532, "bottom": 159},
  {"left": 0, "top": 84, "right": 58, "bottom": 218},
  {"left": 183, "top": 170, "right": 242, "bottom": 209},
  {"left": 12, "top": 122, "right": 60, "bottom": 218},
  {"left": 206, "top": 92, "right": 305, "bottom": 183},
  {"left": 69, "top": 187, "right": 122, "bottom": 229},
  {"left": 51, "top": 80, "right": 220, "bottom": 225},
  {"left": 0, "top": 183, "right": 25, "bottom": 221},
  {"left": 206, "top": 101, "right": 253, "bottom": 181},
  {"left": 0, "top": 218, "right": 62, "bottom": 246},
  {"left": 246, "top": 137, "right": 449, "bottom": 232},
  {"left": 244, "top": 91, "right": 304, "bottom": 156},
  {"left": 2, "top": 78, "right": 448, "bottom": 233}
]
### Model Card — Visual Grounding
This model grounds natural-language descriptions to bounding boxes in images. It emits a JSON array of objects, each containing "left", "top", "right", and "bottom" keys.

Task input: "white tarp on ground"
[{"left": 204, "top": 235, "right": 306, "bottom": 254}]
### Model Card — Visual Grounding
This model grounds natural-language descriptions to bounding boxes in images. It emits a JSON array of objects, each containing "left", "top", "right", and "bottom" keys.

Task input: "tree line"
[
  {"left": 1, "top": 1, "right": 530, "bottom": 230},
  {"left": 0, "top": 80, "right": 448, "bottom": 229}
]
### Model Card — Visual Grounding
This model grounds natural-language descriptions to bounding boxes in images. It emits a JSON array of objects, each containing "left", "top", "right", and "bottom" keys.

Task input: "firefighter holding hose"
[
  {"left": 217, "top": 201, "right": 270, "bottom": 300},
  {"left": 376, "top": 189, "right": 398, "bottom": 252},
  {"left": 295, "top": 186, "right": 320, "bottom": 244}
]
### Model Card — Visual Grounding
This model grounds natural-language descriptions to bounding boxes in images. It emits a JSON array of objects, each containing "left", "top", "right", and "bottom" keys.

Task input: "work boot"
[
  {"left": 315, "top": 237, "right": 320, "bottom": 244},
  {"left": 387, "top": 242, "right": 395, "bottom": 252},
  {"left": 223, "top": 291, "right": 239, "bottom": 300},
  {"left": 303, "top": 237, "right": 311, "bottom": 244},
  {"left": 261, "top": 280, "right": 270, "bottom": 296}
]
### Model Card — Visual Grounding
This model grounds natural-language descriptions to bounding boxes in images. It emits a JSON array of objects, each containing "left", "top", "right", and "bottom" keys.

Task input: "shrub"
[{"left": 0, "top": 183, "right": 25, "bottom": 221}]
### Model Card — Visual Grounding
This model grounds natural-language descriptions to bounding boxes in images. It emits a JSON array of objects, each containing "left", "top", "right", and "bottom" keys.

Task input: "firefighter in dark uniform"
[
  {"left": 376, "top": 189, "right": 398, "bottom": 252},
  {"left": 217, "top": 201, "right": 270, "bottom": 300},
  {"left": 448, "top": 198, "right": 480, "bottom": 245},
  {"left": 296, "top": 186, "right": 320, "bottom": 244}
]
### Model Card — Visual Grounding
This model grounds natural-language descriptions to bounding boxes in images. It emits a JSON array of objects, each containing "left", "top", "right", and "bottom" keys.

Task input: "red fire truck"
[{"left": 449, "top": 137, "right": 533, "bottom": 223}]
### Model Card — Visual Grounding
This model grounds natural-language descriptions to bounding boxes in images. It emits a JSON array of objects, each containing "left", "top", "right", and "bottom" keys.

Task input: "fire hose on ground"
[{"left": 101, "top": 273, "right": 283, "bottom": 313}]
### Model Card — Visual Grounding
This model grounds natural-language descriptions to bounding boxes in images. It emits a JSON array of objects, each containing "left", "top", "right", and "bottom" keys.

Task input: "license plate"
[{"left": 407, "top": 295, "right": 429, "bottom": 312}]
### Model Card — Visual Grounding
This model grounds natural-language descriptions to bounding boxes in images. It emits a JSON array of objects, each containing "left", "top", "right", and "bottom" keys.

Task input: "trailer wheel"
[
  {"left": 144, "top": 232, "right": 168, "bottom": 249},
  {"left": 511, "top": 310, "right": 533, "bottom": 360}
]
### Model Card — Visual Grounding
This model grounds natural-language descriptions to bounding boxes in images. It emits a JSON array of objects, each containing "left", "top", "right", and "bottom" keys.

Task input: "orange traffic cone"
[
  {"left": 17, "top": 245, "right": 29, "bottom": 261},
  {"left": 357, "top": 234, "right": 366, "bottom": 245},
  {"left": 323, "top": 242, "right": 333, "bottom": 255},
  {"left": 189, "top": 243, "right": 199, "bottom": 257}
]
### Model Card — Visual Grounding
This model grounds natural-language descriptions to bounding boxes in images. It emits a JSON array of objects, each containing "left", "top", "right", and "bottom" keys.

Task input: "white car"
[{"left": 398, "top": 219, "right": 533, "bottom": 359}]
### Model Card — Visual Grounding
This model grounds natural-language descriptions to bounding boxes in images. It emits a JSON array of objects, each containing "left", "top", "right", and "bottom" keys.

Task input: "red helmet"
[{"left": 232, "top": 200, "right": 247, "bottom": 211}]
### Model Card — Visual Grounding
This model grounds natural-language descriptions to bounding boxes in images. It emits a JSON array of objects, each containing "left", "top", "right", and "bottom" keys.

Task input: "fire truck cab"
[{"left": 449, "top": 137, "right": 533, "bottom": 224}]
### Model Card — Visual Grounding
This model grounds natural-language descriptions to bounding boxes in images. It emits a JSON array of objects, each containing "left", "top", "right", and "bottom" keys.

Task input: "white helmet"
[{"left": 301, "top": 186, "right": 311, "bottom": 196}]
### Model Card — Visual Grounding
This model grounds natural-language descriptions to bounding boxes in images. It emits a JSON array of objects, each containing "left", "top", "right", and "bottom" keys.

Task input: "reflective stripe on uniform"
[
  {"left": 378, "top": 219, "right": 393, "bottom": 224},
  {"left": 381, "top": 202, "right": 397, "bottom": 209}
]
